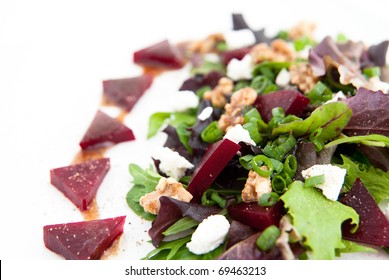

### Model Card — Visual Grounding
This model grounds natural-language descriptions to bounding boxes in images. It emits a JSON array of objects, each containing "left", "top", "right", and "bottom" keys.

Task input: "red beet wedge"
[
  {"left": 187, "top": 139, "right": 241, "bottom": 202},
  {"left": 221, "top": 46, "right": 252, "bottom": 65},
  {"left": 340, "top": 179, "right": 389, "bottom": 247},
  {"left": 227, "top": 201, "right": 285, "bottom": 231},
  {"left": 50, "top": 158, "right": 110, "bottom": 211},
  {"left": 133, "top": 40, "right": 185, "bottom": 70},
  {"left": 43, "top": 216, "right": 126, "bottom": 260},
  {"left": 254, "top": 90, "right": 310, "bottom": 122},
  {"left": 79, "top": 110, "right": 135, "bottom": 150},
  {"left": 103, "top": 74, "right": 153, "bottom": 112}
]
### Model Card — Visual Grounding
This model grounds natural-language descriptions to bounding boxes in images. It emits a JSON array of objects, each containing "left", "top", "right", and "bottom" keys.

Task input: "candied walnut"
[
  {"left": 250, "top": 39, "right": 295, "bottom": 64},
  {"left": 218, "top": 87, "right": 257, "bottom": 132},
  {"left": 241, "top": 169, "right": 272, "bottom": 203},
  {"left": 288, "top": 21, "right": 317, "bottom": 40},
  {"left": 189, "top": 33, "right": 225, "bottom": 54},
  {"left": 289, "top": 63, "right": 319, "bottom": 93},
  {"left": 203, "top": 77, "right": 234, "bottom": 108},
  {"left": 139, "top": 177, "right": 193, "bottom": 215}
]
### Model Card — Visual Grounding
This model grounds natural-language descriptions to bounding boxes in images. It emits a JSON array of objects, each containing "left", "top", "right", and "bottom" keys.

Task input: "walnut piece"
[
  {"left": 139, "top": 177, "right": 193, "bottom": 215},
  {"left": 218, "top": 87, "right": 257, "bottom": 132},
  {"left": 250, "top": 39, "right": 295, "bottom": 64},
  {"left": 241, "top": 168, "right": 272, "bottom": 203},
  {"left": 203, "top": 77, "right": 234, "bottom": 108},
  {"left": 189, "top": 33, "right": 225, "bottom": 54},
  {"left": 289, "top": 63, "right": 319, "bottom": 93},
  {"left": 288, "top": 21, "right": 317, "bottom": 41}
]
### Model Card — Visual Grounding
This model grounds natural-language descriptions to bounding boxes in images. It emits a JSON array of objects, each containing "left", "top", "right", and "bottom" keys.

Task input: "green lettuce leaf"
[
  {"left": 126, "top": 164, "right": 161, "bottom": 221},
  {"left": 280, "top": 181, "right": 359, "bottom": 260},
  {"left": 339, "top": 155, "right": 389, "bottom": 203},
  {"left": 272, "top": 102, "right": 352, "bottom": 146}
]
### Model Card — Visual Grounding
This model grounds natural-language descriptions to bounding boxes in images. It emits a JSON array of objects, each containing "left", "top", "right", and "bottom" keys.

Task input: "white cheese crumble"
[
  {"left": 223, "top": 124, "right": 256, "bottom": 146},
  {"left": 226, "top": 54, "right": 253, "bottom": 81},
  {"left": 275, "top": 68, "right": 291, "bottom": 87},
  {"left": 203, "top": 53, "right": 221, "bottom": 63},
  {"left": 170, "top": 90, "right": 199, "bottom": 112},
  {"left": 325, "top": 91, "right": 347, "bottom": 104},
  {"left": 152, "top": 147, "right": 194, "bottom": 180},
  {"left": 186, "top": 215, "right": 230, "bottom": 255},
  {"left": 301, "top": 164, "right": 347, "bottom": 201},
  {"left": 197, "top": 106, "right": 213, "bottom": 121},
  {"left": 224, "top": 29, "right": 256, "bottom": 50}
]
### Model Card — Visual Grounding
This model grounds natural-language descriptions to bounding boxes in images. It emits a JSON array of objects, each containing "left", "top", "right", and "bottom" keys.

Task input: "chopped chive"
[
  {"left": 363, "top": 67, "right": 381, "bottom": 78},
  {"left": 307, "top": 81, "right": 333, "bottom": 104},
  {"left": 243, "top": 122, "right": 262, "bottom": 144},
  {"left": 258, "top": 192, "right": 279, "bottom": 207},
  {"left": 271, "top": 173, "right": 291, "bottom": 194},
  {"left": 239, "top": 154, "right": 254, "bottom": 170},
  {"left": 283, "top": 155, "right": 297, "bottom": 178},
  {"left": 304, "top": 174, "right": 325, "bottom": 188},
  {"left": 251, "top": 155, "right": 274, "bottom": 177},
  {"left": 263, "top": 134, "right": 296, "bottom": 161},
  {"left": 201, "top": 121, "right": 224, "bottom": 143},
  {"left": 256, "top": 225, "right": 281, "bottom": 251}
]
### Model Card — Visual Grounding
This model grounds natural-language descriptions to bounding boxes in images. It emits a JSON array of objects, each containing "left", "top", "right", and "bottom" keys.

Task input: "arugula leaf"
[
  {"left": 325, "top": 134, "right": 389, "bottom": 149},
  {"left": 163, "top": 217, "right": 199, "bottom": 236},
  {"left": 280, "top": 181, "right": 359, "bottom": 260},
  {"left": 126, "top": 164, "right": 161, "bottom": 221},
  {"left": 338, "top": 155, "right": 389, "bottom": 203},
  {"left": 272, "top": 102, "right": 352, "bottom": 146},
  {"left": 147, "top": 112, "right": 171, "bottom": 139},
  {"left": 144, "top": 236, "right": 191, "bottom": 260}
]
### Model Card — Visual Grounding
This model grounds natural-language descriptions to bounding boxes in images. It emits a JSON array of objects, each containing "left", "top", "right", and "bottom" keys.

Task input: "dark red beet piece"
[
  {"left": 103, "top": 74, "right": 153, "bottom": 112},
  {"left": 221, "top": 46, "right": 252, "bottom": 65},
  {"left": 133, "top": 40, "right": 185, "bottom": 70},
  {"left": 79, "top": 110, "right": 135, "bottom": 150},
  {"left": 340, "top": 179, "right": 389, "bottom": 247},
  {"left": 227, "top": 201, "right": 285, "bottom": 231},
  {"left": 43, "top": 216, "right": 126, "bottom": 260},
  {"left": 50, "top": 158, "right": 110, "bottom": 211},
  {"left": 254, "top": 90, "right": 310, "bottom": 122},
  {"left": 186, "top": 139, "right": 241, "bottom": 202}
]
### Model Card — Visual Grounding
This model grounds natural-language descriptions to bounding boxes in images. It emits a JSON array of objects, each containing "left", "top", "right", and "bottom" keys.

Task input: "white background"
[{"left": 0, "top": 0, "right": 389, "bottom": 263}]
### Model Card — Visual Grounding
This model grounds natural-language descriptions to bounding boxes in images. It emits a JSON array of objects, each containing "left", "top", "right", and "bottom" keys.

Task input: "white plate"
[{"left": 1, "top": 0, "right": 388, "bottom": 260}]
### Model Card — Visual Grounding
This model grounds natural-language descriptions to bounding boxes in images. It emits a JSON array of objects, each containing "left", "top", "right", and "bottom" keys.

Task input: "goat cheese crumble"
[
  {"left": 226, "top": 54, "right": 253, "bottom": 81},
  {"left": 223, "top": 124, "right": 256, "bottom": 145},
  {"left": 223, "top": 29, "right": 256, "bottom": 50},
  {"left": 152, "top": 147, "right": 194, "bottom": 180},
  {"left": 301, "top": 164, "right": 347, "bottom": 201},
  {"left": 186, "top": 215, "right": 230, "bottom": 255}
]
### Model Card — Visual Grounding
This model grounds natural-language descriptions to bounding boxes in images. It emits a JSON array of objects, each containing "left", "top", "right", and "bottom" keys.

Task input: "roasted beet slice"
[
  {"left": 103, "top": 74, "right": 153, "bottom": 112},
  {"left": 50, "top": 158, "right": 110, "bottom": 211},
  {"left": 227, "top": 201, "right": 285, "bottom": 231},
  {"left": 221, "top": 47, "right": 252, "bottom": 65},
  {"left": 186, "top": 139, "right": 241, "bottom": 202},
  {"left": 43, "top": 216, "right": 126, "bottom": 260},
  {"left": 133, "top": 40, "right": 185, "bottom": 70},
  {"left": 340, "top": 179, "right": 389, "bottom": 247},
  {"left": 79, "top": 110, "right": 135, "bottom": 150},
  {"left": 254, "top": 90, "right": 310, "bottom": 122}
]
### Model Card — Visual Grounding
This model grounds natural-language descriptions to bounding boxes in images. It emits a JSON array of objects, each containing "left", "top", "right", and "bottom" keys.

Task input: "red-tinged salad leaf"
[
  {"left": 102, "top": 74, "right": 153, "bottom": 112},
  {"left": 357, "top": 145, "right": 389, "bottom": 171},
  {"left": 133, "top": 39, "right": 185, "bottom": 70},
  {"left": 43, "top": 216, "right": 126, "bottom": 260},
  {"left": 230, "top": 13, "right": 272, "bottom": 44},
  {"left": 227, "top": 201, "right": 285, "bottom": 231},
  {"left": 272, "top": 101, "right": 352, "bottom": 147},
  {"left": 280, "top": 181, "right": 359, "bottom": 260},
  {"left": 367, "top": 40, "right": 389, "bottom": 67},
  {"left": 50, "top": 158, "right": 110, "bottom": 211},
  {"left": 179, "top": 71, "right": 224, "bottom": 92},
  {"left": 344, "top": 87, "right": 389, "bottom": 137},
  {"left": 340, "top": 179, "right": 389, "bottom": 247},
  {"left": 149, "top": 196, "right": 220, "bottom": 247},
  {"left": 218, "top": 233, "right": 283, "bottom": 260},
  {"left": 186, "top": 138, "right": 241, "bottom": 202},
  {"left": 226, "top": 220, "right": 257, "bottom": 249},
  {"left": 79, "top": 110, "right": 135, "bottom": 150},
  {"left": 254, "top": 90, "right": 310, "bottom": 123},
  {"left": 221, "top": 47, "right": 252, "bottom": 66}
]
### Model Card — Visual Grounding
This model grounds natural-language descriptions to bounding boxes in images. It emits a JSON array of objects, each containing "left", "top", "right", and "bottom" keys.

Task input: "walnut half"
[
  {"left": 139, "top": 177, "right": 193, "bottom": 215},
  {"left": 241, "top": 168, "right": 272, "bottom": 203}
]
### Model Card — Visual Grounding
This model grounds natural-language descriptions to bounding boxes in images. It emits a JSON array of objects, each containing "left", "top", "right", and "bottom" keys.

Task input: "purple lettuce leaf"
[
  {"left": 149, "top": 196, "right": 220, "bottom": 247},
  {"left": 230, "top": 13, "right": 272, "bottom": 44},
  {"left": 179, "top": 71, "right": 224, "bottom": 92},
  {"left": 226, "top": 220, "right": 257, "bottom": 249},
  {"left": 162, "top": 125, "right": 192, "bottom": 162},
  {"left": 357, "top": 145, "right": 389, "bottom": 171},
  {"left": 344, "top": 87, "right": 389, "bottom": 136},
  {"left": 368, "top": 40, "right": 389, "bottom": 67}
]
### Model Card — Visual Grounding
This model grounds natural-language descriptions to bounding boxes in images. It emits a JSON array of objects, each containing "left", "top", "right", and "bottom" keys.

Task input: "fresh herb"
[
  {"left": 256, "top": 225, "right": 281, "bottom": 251},
  {"left": 163, "top": 217, "right": 199, "bottom": 236},
  {"left": 200, "top": 121, "right": 224, "bottom": 143}
]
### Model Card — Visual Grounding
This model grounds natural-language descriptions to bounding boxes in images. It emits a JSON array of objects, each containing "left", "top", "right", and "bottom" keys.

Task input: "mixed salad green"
[{"left": 126, "top": 14, "right": 389, "bottom": 260}]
